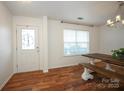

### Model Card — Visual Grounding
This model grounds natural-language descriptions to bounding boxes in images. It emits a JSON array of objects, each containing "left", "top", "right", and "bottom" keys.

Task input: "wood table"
[
  {"left": 82, "top": 53, "right": 124, "bottom": 66},
  {"left": 81, "top": 53, "right": 124, "bottom": 83}
]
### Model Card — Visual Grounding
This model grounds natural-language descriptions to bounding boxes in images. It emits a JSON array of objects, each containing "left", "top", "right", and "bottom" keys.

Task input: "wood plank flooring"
[{"left": 2, "top": 64, "right": 124, "bottom": 91}]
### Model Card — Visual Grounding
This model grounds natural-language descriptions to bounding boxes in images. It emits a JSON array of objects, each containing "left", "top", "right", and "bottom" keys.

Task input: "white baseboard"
[
  {"left": 0, "top": 73, "right": 14, "bottom": 90},
  {"left": 49, "top": 63, "right": 79, "bottom": 70},
  {"left": 43, "top": 69, "right": 48, "bottom": 73}
]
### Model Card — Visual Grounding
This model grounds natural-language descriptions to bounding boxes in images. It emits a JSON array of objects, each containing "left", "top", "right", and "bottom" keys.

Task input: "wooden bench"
[
  {"left": 81, "top": 53, "right": 124, "bottom": 84},
  {"left": 81, "top": 63, "right": 124, "bottom": 83}
]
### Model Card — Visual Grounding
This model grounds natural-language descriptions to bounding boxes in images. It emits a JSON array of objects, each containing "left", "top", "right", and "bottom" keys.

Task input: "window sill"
[
  {"left": 64, "top": 52, "right": 89, "bottom": 57},
  {"left": 64, "top": 55, "right": 82, "bottom": 57}
]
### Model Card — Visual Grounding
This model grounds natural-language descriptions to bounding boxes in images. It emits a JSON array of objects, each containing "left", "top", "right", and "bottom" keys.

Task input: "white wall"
[
  {"left": 0, "top": 1, "right": 123, "bottom": 89},
  {"left": 0, "top": 2, "right": 13, "bottom": 89},
  {"left": 99, "top": 25, "right": 124, "bottom": 54},
  {"left": 12, "top": 17, "right": 100, "bottom": 71},
  {"left": 48, "top": 20, "right": 99, "bottom": 69}
]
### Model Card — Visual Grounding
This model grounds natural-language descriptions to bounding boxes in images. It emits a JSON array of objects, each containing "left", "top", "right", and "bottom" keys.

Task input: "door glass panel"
[{"left": 22, "top": 29, "right": 35, "bottom": 49}]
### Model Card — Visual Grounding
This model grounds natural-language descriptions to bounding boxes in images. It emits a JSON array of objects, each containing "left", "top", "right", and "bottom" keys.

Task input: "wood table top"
[{"left": 82, "top": 53, "right": 124, "bottom": 67}]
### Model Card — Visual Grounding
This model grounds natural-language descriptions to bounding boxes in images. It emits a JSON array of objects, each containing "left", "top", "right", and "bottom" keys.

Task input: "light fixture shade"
[
  {"left": 107, "top": 19, "right": 111, "bottom": 24},
  {"left": 110, "top": 23, "right": 114, "bottom": 27},
  {"left": 116, "top": 15, "right": 121, "bottom": 22},
  {"left": 107, "top": 19, "right": 114, "bottom": 26},
  {"left": 122, "top": 20, "right": 124, "bottom": 24},
  {"left": 107, "top": 19, "right": 112, "bottom": 25}
]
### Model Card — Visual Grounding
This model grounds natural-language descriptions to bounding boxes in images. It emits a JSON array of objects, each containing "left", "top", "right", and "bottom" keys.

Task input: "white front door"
[{"left": 16, "top": 26, "right": 40, "bottom": 72}]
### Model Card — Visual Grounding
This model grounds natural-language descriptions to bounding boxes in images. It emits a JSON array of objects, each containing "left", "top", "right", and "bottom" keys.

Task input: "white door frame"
[
  {"left": 13, "top": 16, "right": 48, "bottom": 73},
  {"left": 15, "top": 25, "right": 42, "bottom": 73}
]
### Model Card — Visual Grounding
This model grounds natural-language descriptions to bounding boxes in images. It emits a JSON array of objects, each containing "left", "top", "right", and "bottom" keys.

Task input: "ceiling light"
[{"left": 106, "top": 2, "right": 124, "bottom": 27}]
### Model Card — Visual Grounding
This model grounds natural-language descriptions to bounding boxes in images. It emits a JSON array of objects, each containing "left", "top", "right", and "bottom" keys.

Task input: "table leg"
[
  {"left": 90, "top": 58, "right": 95, "bottom": 65},
  {"left": 81, "top": 67, "right": 94, "bottom": 80},
  {"left": 88, "top": 58, "right": 95, "bottom": 73},
  {"left": 105, "top": 63, "right": 115, "bottom": 72},
  {"left": 81, "top": 58, "right": 95, "bottom": 80}
]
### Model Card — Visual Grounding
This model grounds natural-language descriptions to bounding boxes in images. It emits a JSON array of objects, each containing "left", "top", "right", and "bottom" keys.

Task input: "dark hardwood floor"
[{"left": 2, "top": 64, "right": 124, "bottom": 91}]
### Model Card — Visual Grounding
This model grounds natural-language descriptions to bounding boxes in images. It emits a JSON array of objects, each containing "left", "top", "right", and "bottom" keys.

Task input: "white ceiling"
[{"left": 4, "top": 1, "right": 119, "bottom": 26}]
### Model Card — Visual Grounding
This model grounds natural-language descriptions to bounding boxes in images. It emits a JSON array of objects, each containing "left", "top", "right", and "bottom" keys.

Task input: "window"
[
  {"left": 64, "top": 29, "right": 89, "bottom": 56},
  {"left": 22, "top": 29, "right": 35, "bottom": 49}
]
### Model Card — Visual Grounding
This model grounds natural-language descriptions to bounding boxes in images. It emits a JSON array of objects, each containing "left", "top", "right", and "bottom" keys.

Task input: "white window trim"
[{"left": 63, "top": 29, "right": 90, "bottom": 56}]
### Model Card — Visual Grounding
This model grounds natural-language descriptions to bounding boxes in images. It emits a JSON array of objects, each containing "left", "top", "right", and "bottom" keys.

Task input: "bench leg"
[
  {"left": 81, "top": 67, "right": 94, "bottom": 81},
  {"left": 89, "top": 58, "right": 95, "bottom": 65},
  {"left": 88, "top": 58, "right": 95, "bottom": 73},
  {"left": 105, "top": 63, "right": 115, "bottom": 72}
]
